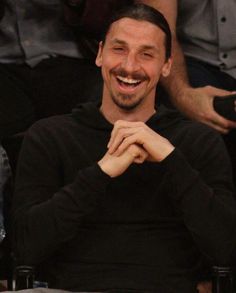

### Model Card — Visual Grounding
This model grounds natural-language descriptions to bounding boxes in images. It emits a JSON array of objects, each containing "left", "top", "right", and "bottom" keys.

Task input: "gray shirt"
[
  {"left": 0, "top": 0, "right": 82, "bottom": 67},
  {"left": 177, "top": 0, "right": 236, "bottom": 79}
]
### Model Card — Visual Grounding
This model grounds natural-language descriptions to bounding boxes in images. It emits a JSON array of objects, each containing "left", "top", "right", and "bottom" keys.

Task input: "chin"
[{"left": 112, "top": 94, "right": 144, "bottom": 111}]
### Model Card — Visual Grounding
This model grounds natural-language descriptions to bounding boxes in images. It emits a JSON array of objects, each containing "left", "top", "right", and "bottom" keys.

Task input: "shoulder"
[
  {"left": 176, "top": 119, "right": 230, "bottom": 168},
  {"left": 22, "top": 114, "right": 81, "bottom": 154},
  {"left": 172, "top": 117, "right": 225, "bottom": 152},
  {"left": 156, "top": 108, "right": 227, "bottom": 159},
  {"left": 27, "top": 114, "right": 78, "bottom": 138},
  {"left": 30, "top": 114, "right": 75, "bottom": 131},
  {"left": 154, "top": 105, "right": 221, "bottom": 144}
]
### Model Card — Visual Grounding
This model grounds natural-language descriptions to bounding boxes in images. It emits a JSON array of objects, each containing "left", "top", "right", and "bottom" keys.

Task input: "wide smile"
[{"left": 115, "top": 75, "right": 144, "bottom": 94}]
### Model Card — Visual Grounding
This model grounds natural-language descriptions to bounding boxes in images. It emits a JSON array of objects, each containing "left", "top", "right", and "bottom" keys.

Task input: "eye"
[
  {"left": 112, "top": 47, "right": 125, "bottom": 53},
  {"left": 141, "top": 52, "right": 153, "bottom": 59}
]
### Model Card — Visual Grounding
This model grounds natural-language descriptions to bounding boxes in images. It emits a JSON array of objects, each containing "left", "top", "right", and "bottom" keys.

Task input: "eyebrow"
[
  {"left": 110, "top": 38, "right": 160, "bottom": 53},
  {"left": 110, "top": 39, "right": 128, "bottom": 46}
]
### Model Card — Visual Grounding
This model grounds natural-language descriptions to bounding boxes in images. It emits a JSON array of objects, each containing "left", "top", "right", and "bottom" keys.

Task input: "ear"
[
  {"left": 161, "top": 58, "right": 172, "bottom": 77},
  {"left": 95, "top": 41, "right": 103, "bottom": 67}
]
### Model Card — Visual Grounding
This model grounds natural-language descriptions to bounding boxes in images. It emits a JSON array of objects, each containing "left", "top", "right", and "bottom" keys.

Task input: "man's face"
[{"left": 96, "top": 17, "right": 171, "bottom": 111}]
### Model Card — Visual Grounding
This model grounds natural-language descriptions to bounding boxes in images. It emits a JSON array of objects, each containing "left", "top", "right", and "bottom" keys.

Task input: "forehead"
[{"left": 105, "top": 18, "right": 165, "bottom": 48}]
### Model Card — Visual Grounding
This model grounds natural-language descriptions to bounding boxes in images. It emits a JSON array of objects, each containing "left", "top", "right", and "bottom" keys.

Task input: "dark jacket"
[{"left": 12, "top": 102, "right": 236, "bottom": 292}]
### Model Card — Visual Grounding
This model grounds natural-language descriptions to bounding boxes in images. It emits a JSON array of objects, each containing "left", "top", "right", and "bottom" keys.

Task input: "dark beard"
[{"left": 111, "top": 93, "right": 144, "bottom": 111}]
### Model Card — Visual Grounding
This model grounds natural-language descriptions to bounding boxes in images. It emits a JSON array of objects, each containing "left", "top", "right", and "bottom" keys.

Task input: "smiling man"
[
  {"left": 11, "top": 4, "right": 236, "bottom": 293},
  {"left": 97, "top": 17, "right": 170, "bottom": 113},
  {"left": 97, "top": 11, "right": 171, "bottom": 120}
]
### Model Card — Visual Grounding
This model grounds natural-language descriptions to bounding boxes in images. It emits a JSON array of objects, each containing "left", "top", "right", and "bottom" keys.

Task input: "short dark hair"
[{"left": 102, "top": 3, "right": 172, "bottom": 60}]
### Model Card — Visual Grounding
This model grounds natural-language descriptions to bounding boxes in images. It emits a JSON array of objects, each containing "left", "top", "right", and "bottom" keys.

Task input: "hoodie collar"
[{"left": 72, "top": 101, "right": 184, "bottom": 131}]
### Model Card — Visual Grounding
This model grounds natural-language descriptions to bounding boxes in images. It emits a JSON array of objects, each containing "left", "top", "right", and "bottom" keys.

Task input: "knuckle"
[
  {"left": 114, "top": 120, "right": 123, "bottom": 128},
  {"left": 138, "top": 122, "right": 145, "bottom": 128},
  {"left": 129, "top": 144, "right": 138, "bottom": 153},
  {"left": 140, "top": 126, "right": 146, "bottom": 132},
  {"left": 120, "top": 128, "right": 126, "bottom": 135},
  {"left": 119, "top": 129, "right": 128, "bottom": 139},
  {"left": 204, "top": 85, "right": 214, "bottom": 92}
]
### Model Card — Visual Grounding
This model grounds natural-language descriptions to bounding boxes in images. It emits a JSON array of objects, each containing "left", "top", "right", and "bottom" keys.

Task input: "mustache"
[{"left": 110, "top": 68, "right": 148, "bottom": 81}]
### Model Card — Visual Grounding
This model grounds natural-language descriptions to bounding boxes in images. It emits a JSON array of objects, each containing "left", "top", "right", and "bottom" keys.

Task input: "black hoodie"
[{"left": 13, "top": 102, "right": 236, "bottom": 292}]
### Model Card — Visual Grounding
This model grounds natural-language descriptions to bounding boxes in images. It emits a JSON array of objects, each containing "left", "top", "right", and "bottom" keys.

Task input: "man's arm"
[
  {"left": 12, "top": 120, "right": 148, "bottom": 266},
  {"left": 138, "top": 0, "right": 236, "bottom": 133},
  {"left": 12, "top": 121, "right": 113, "bottom": 265},
  {"left": 107, "top": 120, "right": 236, "bottom": 265}
]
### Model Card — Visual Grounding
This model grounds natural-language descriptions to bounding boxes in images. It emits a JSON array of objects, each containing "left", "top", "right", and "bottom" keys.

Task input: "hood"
[{"left": 72, "top": 101, "right": 186, "bottom": 132}]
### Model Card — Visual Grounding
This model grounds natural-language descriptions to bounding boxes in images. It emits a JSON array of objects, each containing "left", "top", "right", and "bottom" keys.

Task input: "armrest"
[
  {"left": 211, "top": 266, "right": 234, "bottom": 293},
  {"left": 13, "top": 265, "right": 35, "bottom": 291}
]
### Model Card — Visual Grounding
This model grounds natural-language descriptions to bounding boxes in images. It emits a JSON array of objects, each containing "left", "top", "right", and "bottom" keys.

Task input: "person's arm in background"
[{"left": 137, "top": 0, "right": 236, "bottom": 133}]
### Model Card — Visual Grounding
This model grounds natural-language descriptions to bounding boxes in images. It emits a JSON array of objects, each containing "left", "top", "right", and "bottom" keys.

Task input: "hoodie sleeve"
[
  {"left": 12, "top": 119, "right": 111, "bottom": 265},
  {"left": 160, "top": 128, "right": 236, "bottom": 265}
]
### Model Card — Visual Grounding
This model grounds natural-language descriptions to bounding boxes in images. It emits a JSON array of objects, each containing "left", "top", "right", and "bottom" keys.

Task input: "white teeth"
[{"left": 117, "top": 75, "right": 141, "bottom": 84}]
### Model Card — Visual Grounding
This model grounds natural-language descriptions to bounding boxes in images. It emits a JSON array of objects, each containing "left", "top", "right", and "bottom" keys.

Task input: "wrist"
[
  {"left": 98, "top": 160, "right": 113, "bottom": 178},
  {"left": 170, "top": 86, "right": 194, "bottom": 110},
  {"left": 157, "top": 145, "right": 175, "bottom": 162}
]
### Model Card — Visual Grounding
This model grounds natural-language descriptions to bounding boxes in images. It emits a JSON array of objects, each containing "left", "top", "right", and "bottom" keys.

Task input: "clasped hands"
[{"left": 98, "top": 120, "right": 175, "bottom": 177}]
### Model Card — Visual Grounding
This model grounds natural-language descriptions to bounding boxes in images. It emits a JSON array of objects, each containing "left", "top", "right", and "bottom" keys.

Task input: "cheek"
[
  {"left": 148, "top": 66, "right": 164, "bottom": 83},
  {"left": 102, "top": 58, "right": 121, "bottom": 79},
  {"left": 101, "top": 58, "right": 114, "bottom": 74},
  {"left": 101, "top": 62, "right": 114, "bottom": 84},
  {"left": 103, "top": 52, "right": 124, "bottom": 68}
]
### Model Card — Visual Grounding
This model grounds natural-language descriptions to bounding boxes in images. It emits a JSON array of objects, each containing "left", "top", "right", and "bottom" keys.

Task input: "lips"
[
  {"left": 110, "top": 67, "right": 148, "bottom": 95},
  {"left": 114, "top": 76, "right": 143, "bottom": 95},
  {"left": 116, "top": 75, "right": 142, "bottom": 87}
]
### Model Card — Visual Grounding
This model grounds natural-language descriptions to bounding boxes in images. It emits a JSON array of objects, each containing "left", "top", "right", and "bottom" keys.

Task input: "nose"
[{"left": 121, "top": 52, "right": 140, "bottom": 74}]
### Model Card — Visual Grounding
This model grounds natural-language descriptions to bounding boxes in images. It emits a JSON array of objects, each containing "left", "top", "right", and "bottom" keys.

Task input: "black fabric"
[
  {"left": 64, "top": 0, "right": 133, "bottom": 38},
  {"left": 0, "top": 57, "right": 102, "bottom": 139},
  {"left": 63, "top": 0, "right": 134, "bottom": 58},
  {"left": 12, "top": 102, "right": 236, "bottom": 292},
  {"left": 0, "top": 0, "right": 5, "bottom": 21}
]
